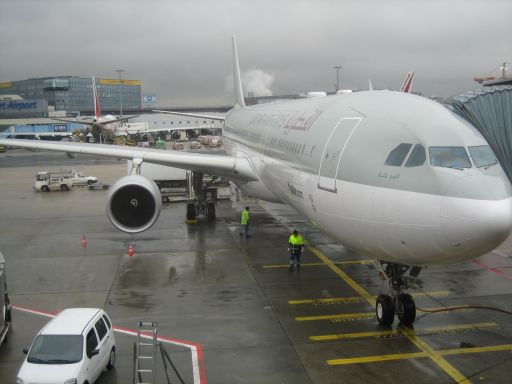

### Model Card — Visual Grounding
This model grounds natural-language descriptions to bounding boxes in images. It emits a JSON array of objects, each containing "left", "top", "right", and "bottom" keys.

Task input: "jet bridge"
[{"left": 448, "top": 86, "right": 512, "bottom": 182}]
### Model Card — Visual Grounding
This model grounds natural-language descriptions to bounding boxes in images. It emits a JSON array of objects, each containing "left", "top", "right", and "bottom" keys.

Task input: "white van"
[{"left": 17, "top": 308, "right": 116, "bottom": 384}]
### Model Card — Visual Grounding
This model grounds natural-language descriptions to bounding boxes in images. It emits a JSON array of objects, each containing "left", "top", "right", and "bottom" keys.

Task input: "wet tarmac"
[{"left": 1, "top": 150, "right": 512, "bottom": 383}]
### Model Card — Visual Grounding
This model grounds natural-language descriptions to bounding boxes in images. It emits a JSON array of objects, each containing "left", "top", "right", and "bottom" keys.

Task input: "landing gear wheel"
[
  {"left": 186, "top": 202, "right": 196, "bottom": 221},
  {"left": 397, "top": 293, "right": 416, "bottom": 325},
  {"left": 206, "top": 202, "right": 216, "bottom": 222},
  {"left": 376, "top": 295, "right": 395, "bottom": 326}
]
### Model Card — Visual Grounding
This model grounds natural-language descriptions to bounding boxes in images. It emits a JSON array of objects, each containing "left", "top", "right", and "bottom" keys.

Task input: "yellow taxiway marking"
[
  {"left": 289, "top": 290, "right": 450, "bottom": 305},
  {"left": 440, "top": 344, "right": 512, "bottom": 356},
  {"left": 328, "top": 351, "right": 428, "bottom": 365},
  {"left": 308, "top": 245, "right": 471, "bottom": 384},
  {"left": 310, "top": 322, "right": 499, "bottom": 341},
  {"left": 308, "top": 246, "right": 376, "bottom": 307},
  {"left": 295, "top": 305, "right": 473, "bottom": 322},
  {"left": 296, "top": 312, "right": 375, "bottom": 322},
  {"left": 327, "top": 342, "right": 512, "bottom": 366},
  {"left": 262, "top": 259, "right": 373, "bottom": 269}
]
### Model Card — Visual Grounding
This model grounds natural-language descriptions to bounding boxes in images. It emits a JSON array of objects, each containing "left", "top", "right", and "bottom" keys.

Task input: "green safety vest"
[
  {"left": 241, "top": 209, "right": 249, "bottom": 225},
  {"left": 288, "top": 234, "right": 304, "bottom": 247}
]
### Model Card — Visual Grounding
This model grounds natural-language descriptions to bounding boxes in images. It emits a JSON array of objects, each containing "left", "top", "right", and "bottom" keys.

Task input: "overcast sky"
[{"left": 1, "top": 0, "right": 511, "bottom": 107}]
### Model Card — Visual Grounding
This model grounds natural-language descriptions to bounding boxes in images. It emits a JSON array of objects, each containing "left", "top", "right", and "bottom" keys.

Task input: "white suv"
[{"left": 17, "top": 308, "right": 116, "bottom": 384}]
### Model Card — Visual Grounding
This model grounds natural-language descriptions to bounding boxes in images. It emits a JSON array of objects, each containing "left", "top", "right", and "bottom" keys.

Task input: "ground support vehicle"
[
  {"left": 34, "top": 171, "right": 73, "bottom": 192},
  {"left": 0, "top": 251, "right": 12, "bottom": 348},
  {"left": 68, "top": 170, "right": 98, "bottom": 186},
  {"left": 88, "top": 183, "right": 110, "bottom": 191},
  {"left": 185, "top": 171, "right": 230, "bottom": 222}
]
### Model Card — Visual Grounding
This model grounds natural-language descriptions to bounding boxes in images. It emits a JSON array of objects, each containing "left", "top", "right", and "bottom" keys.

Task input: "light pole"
[
  {"left": 333, "top": 65, "right": 342, "bottom": 92},
  {"left": 115, "top": 69, "right": 124, "bottom": 117}
]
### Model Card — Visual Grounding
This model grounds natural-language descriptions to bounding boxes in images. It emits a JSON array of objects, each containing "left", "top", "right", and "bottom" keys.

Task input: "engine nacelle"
[
  {"left": 171, "top": 130, "right": 181, "bottom": 140},
  {"left": 106, "top": 175, "right": 162, "bottom": 233}
]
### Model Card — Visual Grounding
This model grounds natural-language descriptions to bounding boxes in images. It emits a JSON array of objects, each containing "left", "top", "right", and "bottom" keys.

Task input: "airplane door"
[{"left": 318, "top": 117, "right": 362, "bottom": 192}]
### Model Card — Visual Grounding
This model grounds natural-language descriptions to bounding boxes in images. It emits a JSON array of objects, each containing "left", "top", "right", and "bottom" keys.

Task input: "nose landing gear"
[{"left": 375, "top": 262, "right": 420, "bottom": 326}]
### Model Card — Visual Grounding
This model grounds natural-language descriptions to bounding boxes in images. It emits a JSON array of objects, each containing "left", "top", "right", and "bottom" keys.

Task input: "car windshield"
[
  {"left": 429, "top": 146, "right": 472, "bottom": 169},
  {"left": 28, "top": 335, "right": 83, "bottom": 364},
  {"left": 468, "top": 145, "right": 497, "bottom": 168}
]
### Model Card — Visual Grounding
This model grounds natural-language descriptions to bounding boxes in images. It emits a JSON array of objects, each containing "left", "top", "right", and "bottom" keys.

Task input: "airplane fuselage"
[{"left": 223, "top": 91, "right": 512, "bottom": 266}]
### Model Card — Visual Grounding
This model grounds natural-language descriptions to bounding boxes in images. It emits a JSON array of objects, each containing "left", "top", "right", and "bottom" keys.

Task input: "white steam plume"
[{"left": 225, "top": 68, "right": 275, "bottom": 97}]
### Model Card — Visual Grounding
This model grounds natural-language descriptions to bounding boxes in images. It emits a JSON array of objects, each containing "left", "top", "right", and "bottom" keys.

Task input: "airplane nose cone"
[{"left": 440, "top": 175, "right": 512, "bottom": 262}]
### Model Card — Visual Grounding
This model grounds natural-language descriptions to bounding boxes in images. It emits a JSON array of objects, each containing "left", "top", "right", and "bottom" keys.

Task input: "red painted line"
[
  {"left": 196, "top": 343, "right": 207, "bottom": 384},
  {"left": 12, "top": 304, "right": 59, "bottom": 318},
  {"left": 472, "top": 260, "right": 512, "bottom": 281}
]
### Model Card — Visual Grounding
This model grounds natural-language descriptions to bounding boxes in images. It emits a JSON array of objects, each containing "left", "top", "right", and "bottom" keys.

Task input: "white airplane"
[
  {"left": 58, "top": 77, "right": 215, "bottom": 140},
  {"left": 55, "top": 77, "right": 137, "bottom": 134},
  {"left": 2, "top": 38, "right": 511, "bottom": 327}
]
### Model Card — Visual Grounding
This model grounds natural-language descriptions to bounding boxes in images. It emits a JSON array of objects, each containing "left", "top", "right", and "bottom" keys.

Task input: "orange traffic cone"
[
  {"left": 81, "top": 235, "right": 87, "bottom": 248},
  {"left": 128, "top": 242, "right": 134, "bottom": 257}
]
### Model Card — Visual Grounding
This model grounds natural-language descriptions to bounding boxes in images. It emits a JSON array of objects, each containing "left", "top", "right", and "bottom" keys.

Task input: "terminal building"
[{"left": 0, "top": 76, "right": 142, "bottom": 118}]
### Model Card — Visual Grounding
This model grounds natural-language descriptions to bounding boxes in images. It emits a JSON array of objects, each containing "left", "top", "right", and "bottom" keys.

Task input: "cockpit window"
[
  {"left": 385, "top": 143, "right": 412, "bottom": 166},
  {"left": 468, "top": 145, "right": 497, "bottom": 168},
  {"left": 404, "top": 144, "right": 426, "bottom": 167},
  {"left": 429, "top": 147, "right": 471, "bottom": 169}
]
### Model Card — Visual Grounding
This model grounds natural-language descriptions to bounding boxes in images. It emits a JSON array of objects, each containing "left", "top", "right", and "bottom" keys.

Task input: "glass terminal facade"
[{"left": 0, "top": 77, "right": 142, "bottom": 115}]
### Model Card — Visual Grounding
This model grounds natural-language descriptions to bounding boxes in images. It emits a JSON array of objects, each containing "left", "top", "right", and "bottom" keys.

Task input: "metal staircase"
[{"left": 133, "top": 321, "right": 158, "bottom": 384}]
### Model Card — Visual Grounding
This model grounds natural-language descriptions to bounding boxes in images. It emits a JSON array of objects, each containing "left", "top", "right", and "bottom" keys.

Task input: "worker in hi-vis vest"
[
  {"left": 240, "top": 206, "right": 250, "bottom": 238},
  {"left": 288, "top": 229, "right": 305, "bottom": 271}
]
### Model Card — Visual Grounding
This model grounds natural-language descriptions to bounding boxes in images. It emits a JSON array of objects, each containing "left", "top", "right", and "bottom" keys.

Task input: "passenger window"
[
  {"left": 404, "top": 144, "right": 426, "bottom": 167},
  {"left": 102, "top": 314, "right": 112, "bottom": 329},
  {"left": 86, "top": 329, "right": 98, "bottom": 357},
  {"left": 95, "top": 318, "right": 107, "bottom": 340},
  {"left": 468, "top": 145, "right": 497, "bottom": 168},
  {"left": 385, "top": 143, "right": 413, "bottom": 166},
  {"left": 429, "top": 147, "right": 472, "bottom": 169}
]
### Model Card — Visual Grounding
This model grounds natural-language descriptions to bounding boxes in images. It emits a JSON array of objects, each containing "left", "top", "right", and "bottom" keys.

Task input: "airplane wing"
[
  {"left": 50, "top": 117, "right": 88, "bottom": 125},
  {"left": 117, "top": 125, "right": 216, "bottom": 135},
  {"left": 153, "top": 110, "right": 226, "bottom": 121},
  {"left": 53, "top": 115, "right": 138, "bottom": 126},
  {"left": 95, "top": 116, "right": 139, "bottom": 126},
  {"left": 0, "top": 139, "right": 257, "bottom": 182}
]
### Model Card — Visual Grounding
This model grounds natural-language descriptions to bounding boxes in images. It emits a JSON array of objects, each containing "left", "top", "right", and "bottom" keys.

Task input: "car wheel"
[
  {"left": 41, "top": 185, "right": 49, "bottom": 192},
  {"left": 107, "top": 347, "right": 116, "bottom": 369}
]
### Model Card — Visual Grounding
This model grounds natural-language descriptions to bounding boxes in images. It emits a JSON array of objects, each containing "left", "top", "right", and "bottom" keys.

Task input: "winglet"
[
  {"left": 400, "top": 71, "right": 415, "bottom": 93},
  {"left": 92, "top": 76, "right": 102, "bottom": 118},
  {"left": 232, "top": 36, "right": 246, "bottom": 108},
  {"left": 368, "top": 79, "right": 373, "bottom": 91}
]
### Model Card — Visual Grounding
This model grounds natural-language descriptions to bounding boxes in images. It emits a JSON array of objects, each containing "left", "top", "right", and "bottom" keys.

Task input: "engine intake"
[
  {"left": 171, "top": 130, "right": 181, "bottom": 140},
  {"left": 106, "top": 175, "right": 162, "bottom": 233}
]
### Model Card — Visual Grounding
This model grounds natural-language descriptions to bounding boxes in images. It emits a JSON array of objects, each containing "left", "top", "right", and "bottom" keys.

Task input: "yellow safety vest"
[
  {"left": 288, "top": 234, "right": 304, "bottom": 246},
  {"left": 241, "top": 209, "right": 249, "bottom": 225}
]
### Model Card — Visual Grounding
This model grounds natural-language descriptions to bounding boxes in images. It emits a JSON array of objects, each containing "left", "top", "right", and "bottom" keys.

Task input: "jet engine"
[
  {"left": 171, "top": 130, "right": 181, "bottom": 140},
  {"left": 106, "top": 175, "right": 162, "bottom": 233}
]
